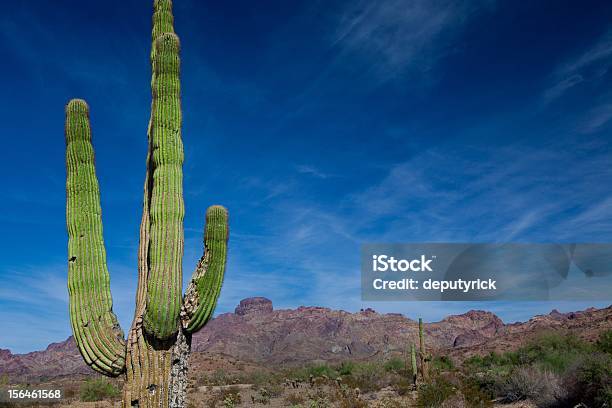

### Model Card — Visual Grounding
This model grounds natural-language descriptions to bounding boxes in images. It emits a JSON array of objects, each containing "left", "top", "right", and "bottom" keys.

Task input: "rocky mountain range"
[{"left": 1, "top": 297, "right": 610, "bottom": 382}]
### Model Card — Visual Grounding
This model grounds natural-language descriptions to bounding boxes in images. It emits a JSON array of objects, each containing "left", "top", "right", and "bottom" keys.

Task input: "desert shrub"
[
  {"left": 464, "top": 333, "right": 593, "bottom": 379},
  {"left": 337, "top": 361, "right": 355, "bottom": 376},
  {"left": 250, "top": 384, "right": 283, "bottom": 405},
  {"left": 463, "top": 332, "right": 612, "bottom": 406},
  {"left": 199, "top": 369, "right": 242, "bottom": 386},
  {"left": 264, "top": 383, "right": 284, "bottom": 398},
  {"left": 211, "top": 369, "right": 230, "bottom": 385},
  {"left": 463, "top": 361, "right": 513, "bottom": 392},
  {"left": 561, "top": 353, "right": 612, "bottom": 408},
  {"left": 228, "top": 368, "right": 282, "bottom": 390},
  {"left": 333, "top": 384, "right": 368, "bottom": 408},
  {"left": 376, "top": 397, "right": 404, "bottom": 408},
  {"left": 287, "top": 364, "right": 338, "bottom": 382},
  {"left": 515, "top": 332, "right": 589, "bottom": 373},
  {"left": 344, "top": 362, "right": 386, "bottom": 392},
  {"left": 384, "top": 357, "right": 405, "bottom": 373},
  {"left": 308, "top": 397, "right": 332, "bottom": 408},
  {"left": 464, "top": 351, "right": 517, "bottom": 371},
  {"left": 206, "top": 387, "right": 241, "bottom": 408},
  {"left": 391, "top": 375, "right": 414, "bottom": 395},
  {"left": 309, "top": 364, "right": 337, "bottom": 379},
  {"left": 79, "top": 378, "right": 120, "bottom": 402},
  {"left": 464, "top": 372, "right": 502, "bottom": 398},
  {"left": 596, "top": 330, "right": 612, "bottom": 354},
  {"left": 221, "top": 386, "right": 242, "bottom": 405},
  {"left": 460, "top": 382, "right": 493, "bottom": 408},
  {"left": 285, "top": 392, "right": 306, "bottom": 405},
  {"left": 252, "top": 387, "right": 271, "bottom": 405},
  {"left": 432, "top": 355, "right": 455, "bottom": 372},
  {"left": 499, "top": 366, "right": 562, "bottom": 407},
  {"left": 463, "top": 351, "right": 517, "bottom": 384},
  {"left": 417, "top": 377, "right": 456, "bottom": 407}
]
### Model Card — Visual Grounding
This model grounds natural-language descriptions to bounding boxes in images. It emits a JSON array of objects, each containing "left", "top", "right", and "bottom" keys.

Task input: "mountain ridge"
[{"left": 1, "top": 297, "right": 610, "bottom": 382}]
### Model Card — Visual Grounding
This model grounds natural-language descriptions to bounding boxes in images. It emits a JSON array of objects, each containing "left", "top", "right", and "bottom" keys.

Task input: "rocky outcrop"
[{"left": 234, "top": 297, "right": 273, "bottom": 316}]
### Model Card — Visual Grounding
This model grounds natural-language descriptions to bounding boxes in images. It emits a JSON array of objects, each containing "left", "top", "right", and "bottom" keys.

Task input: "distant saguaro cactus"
[
  {"left": 410, "top": 343, "right": 418, "bottom": 385},
  {"left": 419, "top": 318, "right": 429, "bottom": 380},
  {"left": 65, "top": 1, "right": 228, "bottom": 407}
]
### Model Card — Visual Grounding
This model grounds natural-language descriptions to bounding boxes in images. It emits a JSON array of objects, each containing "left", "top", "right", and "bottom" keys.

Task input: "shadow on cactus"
[{"left": 64, "top": 1, "right": 228, "bottom": 407}]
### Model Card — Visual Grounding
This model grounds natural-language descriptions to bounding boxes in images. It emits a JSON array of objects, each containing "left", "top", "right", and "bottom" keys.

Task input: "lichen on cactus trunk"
[{"left": 64, "top": 1, "right": 228, "bottom": 407}]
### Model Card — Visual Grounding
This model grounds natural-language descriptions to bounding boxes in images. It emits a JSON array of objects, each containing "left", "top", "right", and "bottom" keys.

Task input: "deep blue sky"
[{"left": 1, "top": 0, "right": 612, "bottom": 353}]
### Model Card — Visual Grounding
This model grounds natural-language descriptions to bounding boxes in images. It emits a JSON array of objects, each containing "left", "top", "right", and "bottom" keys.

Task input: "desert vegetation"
[
  {"left": 461, "top": 330, "right": 612, "bottom": 407},
  {"left": 182, "top": 330, "right": 611, "bottom": 407},
  {"left": 1, "top": 330, "right": 610, "bottom": 407}
]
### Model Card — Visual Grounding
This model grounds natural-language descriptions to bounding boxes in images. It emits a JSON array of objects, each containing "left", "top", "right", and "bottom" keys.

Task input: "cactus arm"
[
  {"left": 142, "top": 30, "right": 185, "bottom": 340},
  {"left": 181, "top": 206, "right": 229, "bottom": 333},
  {"left": 65, "top": 99, "right": 126, "bottom": 376}
]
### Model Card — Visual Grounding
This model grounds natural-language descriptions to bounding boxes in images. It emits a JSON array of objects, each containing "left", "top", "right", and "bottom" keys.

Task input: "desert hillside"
[{"left": 1, "top": 297, "right": 610, "bottom": 383}]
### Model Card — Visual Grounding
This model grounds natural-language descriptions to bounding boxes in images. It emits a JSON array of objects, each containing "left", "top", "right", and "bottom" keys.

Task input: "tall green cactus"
[
  {"left": 410, "top": 343, "right": 418, "bottom": 385},
  {"left": 65, "top": 1, "right": 228, "bottom": 406},
  {"left": 66, "top": 99, "right": 127, "bottom": 376},
  {"left": 142, "top": 31, "right": 184, "bottom": 341},
  {"left": 418, "top": 318, "right": 429, "bottom": 381}
]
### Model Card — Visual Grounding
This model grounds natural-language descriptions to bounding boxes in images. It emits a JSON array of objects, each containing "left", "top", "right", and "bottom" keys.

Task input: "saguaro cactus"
[
  {"left": 65, "top": 1, "right": 228, "bottom": 407},
  {"left": 410, "top": 343, "right": 418, "bottom": 385},
  {"left": 418, "top": 318, "right": 429, "bottom": 381}
]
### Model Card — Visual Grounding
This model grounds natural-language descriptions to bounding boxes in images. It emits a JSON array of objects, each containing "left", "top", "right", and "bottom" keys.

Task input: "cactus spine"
[{"left": 65, "top": 1, "right": 228, "bottom": 407}]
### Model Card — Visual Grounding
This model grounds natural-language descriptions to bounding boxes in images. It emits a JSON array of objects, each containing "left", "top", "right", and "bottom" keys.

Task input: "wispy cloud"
[
  {"left": 542, "top": 74, "right": 585, "bottom": 103},
  {"left": 347, "top": 142, "right": 612, "bottom": 242},
  {"left": 543, "top": 29, "right": 612, "bottom": 104},
  {"left": 578, "top": 103, "right": 612, "bottom": 134},
  {"left": 557, "top": 30, "right": 612, "bottom": 77},
  {"left": 0, "top": 262, "right": 137, "bottom": 353},
  {"left": 333, "top": 0, "right": 494, "bottom": 81},
  {"left": 295, "top": 164, "right": 333, "bottom": 179},
  {"left": 565, "top": 195, "right": 612, "bottom": 236}
]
